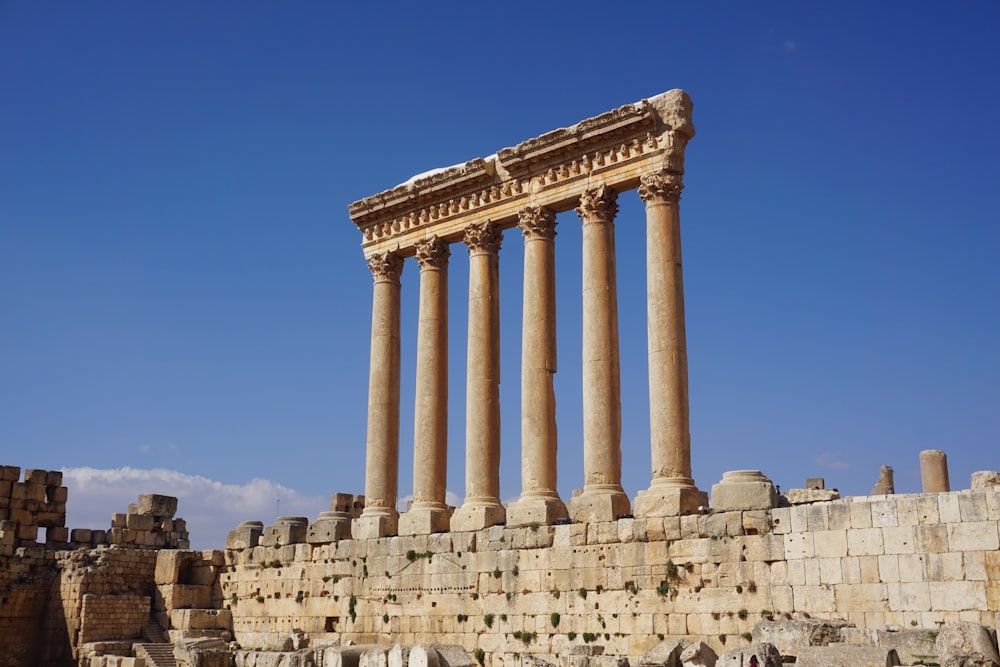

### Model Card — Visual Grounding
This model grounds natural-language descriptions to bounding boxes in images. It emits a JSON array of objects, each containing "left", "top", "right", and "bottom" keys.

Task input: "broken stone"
[
  {"left": 795, "top": 645, "right": 900, "bottom": 667},
  {"left": 715, "top": 642, "right": 781, "bottom": 667}
]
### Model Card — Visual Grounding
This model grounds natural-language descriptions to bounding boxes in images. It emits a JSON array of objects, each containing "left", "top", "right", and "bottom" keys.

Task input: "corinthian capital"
[
  {"left": 575, "top": 187, "right": 619, "bottom": 224},
  {"left": 638, "top": 171, "right": 684, "bottom": 204},
  {"left": 463, "top": 221, "right": 503, "bottom": 255},
  {"left": 517, "top": 206, "right": 557, "bottom": 240},
  {"left": 367, "top": 252, "right": 404, "bottom": 283},
  {"left": 414, "top": 235, "right": 450, "bottom": 270}
]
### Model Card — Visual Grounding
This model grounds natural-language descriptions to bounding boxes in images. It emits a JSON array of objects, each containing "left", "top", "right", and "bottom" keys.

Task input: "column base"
[
  {"left": 568, "top": 486, "right": 631, "bottom": 523},
  {"left": 450, "top": 501, "right": 506, "bottom": 532},
  {"left": 633, "top": 482, "right": 707, "bottom": 518},
  {"left": 506, "top": 493, "right": 568, "bottom": 527},
  {"left": 398, "top": 503, "right": 451, "bottom": 536},
  {"left": 351, "top": 510, "right": 398, "bottom": 540}
]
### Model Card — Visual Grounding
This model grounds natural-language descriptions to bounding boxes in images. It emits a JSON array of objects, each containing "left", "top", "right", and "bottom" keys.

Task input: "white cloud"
[
  {"left": 62, "top": 467, "right": 328, "bottom": 551},
  {"left": 815, "top": 451, "right": 851, "bottom": 471}
]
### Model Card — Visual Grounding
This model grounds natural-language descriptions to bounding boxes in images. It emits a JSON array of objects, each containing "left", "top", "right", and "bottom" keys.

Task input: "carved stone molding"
[
  {"left": 414, "top": 235, "right": 450, "bottom": 270},
  {"left": 638, "top": 171, "right": 684, "bottom": 204},
  {"left": 367, "top": 252, "right": 404, "bottom": 282},
  {"left": 517, "top": 206, "right": 557, "bottom": 240},
  {"left": 463, "top": 221, "right": 503, "bottom": 255},
  {"left": 576, "top": 187, "right": 619, "bottom": 225}
]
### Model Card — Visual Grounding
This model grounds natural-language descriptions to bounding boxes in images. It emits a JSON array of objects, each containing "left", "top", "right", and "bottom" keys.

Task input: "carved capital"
[
  {"left": 414, "top": 235, "right": 450, "bottom": 270},
  {"left": 463, "top": 221, "right": 502, "bottom": 255},
  {"left": 638, "top": 171, "right": 684, "bottom": 204},
  {"left": 517, "top": 206, "right": 557, "bottom": 240},
  {"left": 368, "top": 252, "right": 404, "bottom": 283},
  {"left": 576, "top": 187, "right": 619, "bottom": 225}
]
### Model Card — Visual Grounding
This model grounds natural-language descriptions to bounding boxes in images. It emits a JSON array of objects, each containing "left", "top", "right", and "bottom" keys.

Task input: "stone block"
[
  {"left": 307, "top": 512, "right": 352, "bottom": 544},
  {"left": 751, "top": 618, "right": 854, "bottom": 656},
  {"left": 716, "top": 642, "right": 782, "bottom": 667},
  {"left": 971, "top": 470, "right": 1000, "bottom": 489},
  {"left": 633, "top": 484, "right": 707, "bottom": 518},
  {"left": 948, "top": 520, "right": 999, "bottom": 552},
  {"left": 785, "top": 488, "right": 840, "bottom": 505},
  {"left": 934, "top": 621, "right": 1000, "bottom": 666},
  {"left": 137, "top": 494, "right": 178, "bottom": 517},
  {"left": 928, "top": 581, "right": 988, "bottom": 611},
  {"left": 0, "top": 466, "right": 20, "bottom": 482},
  {"left": 450, "top": 504, "right": 505, "bottom": 533},
  {"left": 871, "top": 499, "right": 898, "bottom": 527},
  {"left": 226, "top": 521, "right": 263, "bottom": 550},
  {"left": 126, "top": 513, "right": 155, "bottom": 531},
  {"left": 16, "top": 523, "right": 37, "bottom": 541},
  {"left": 882, "top": 526, "right": 915, "bottom": 554},
  {"left": 938, "top": 493, "right": 962, "bottom": 523},
  {"left": 24, "top": 469, "right": 47, "bottom": 484},
  {"left": 711, "top": 471, "right": 777, "bottom": 512},
  {"left": 795, "top": 646, "right": 900, "bottom": 667},
  {"left": 769, "top": 507, "right": 791, "bottom": 534},
  {"left": 46, "top": 526, "right": 69, "bottom": 542},
  {"left": 679, "top": 641, "right": 717, "bottom": 666},
  {"left": 847, "top": 528, "right": 884, "bottom": 556},
  {"left": 813, "top": 530, "right": 848, "bottom": 558},
  {"left": 71, "top": 528, "right": 92, "bottom": 543},
  {"left": 260, "top": 516, "right": 308, "bottom": 547},
  {"left": 111, "top": 513, "right": 128, "bottom": 528},
  {"left": 850, "top": 501, "right": 873, "bottom": 528},
  {"left": 49, "top": 485, "right": 69, "bottom": 503},
  {"left": 637, "top": 639, "right": 687, "bottom": 666}
]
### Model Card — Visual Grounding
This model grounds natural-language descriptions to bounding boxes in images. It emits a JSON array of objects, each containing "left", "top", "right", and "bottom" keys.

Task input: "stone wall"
[
  {"left": 78, "top": 593, "right": 151, "bottom": 643},
  {"left": 0, "top": 466, "right": 69, "bottom": 552},
  {"left": 220, "top": 488, "right": 1000, "bottom": 660}
]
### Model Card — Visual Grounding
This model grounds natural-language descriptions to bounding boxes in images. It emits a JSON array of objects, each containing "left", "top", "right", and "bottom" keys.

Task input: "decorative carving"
[
  {"left": 517, "top": 206, "right": 557, "bottom": 240},
  {"left": 576, "top": 187, "right": 619, "bottom": 224},
  {"left": 638, "top": 171, "right": 684, "bottom": 204},
  {"left": 367, "top": 252, "right": 404, "bottom": 282},
  {"left": 464, "top": 221, "right": 502, "bottom": 254},
  {"left": 415, "top": 235, "right": 450, "bottom": 270}
]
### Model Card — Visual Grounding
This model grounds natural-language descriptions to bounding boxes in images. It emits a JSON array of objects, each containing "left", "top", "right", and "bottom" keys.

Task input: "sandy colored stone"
[
  {"left": 920, "top": 450, "right": 950, "bottom": 493},
  {"left": 711, "top": 471, "right": 777, "bottom": 512}
]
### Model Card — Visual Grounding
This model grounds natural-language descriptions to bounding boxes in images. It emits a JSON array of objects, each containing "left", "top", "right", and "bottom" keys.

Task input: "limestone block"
[
  {"left": 715, "top": 643, "right": 781, "bottom": 667},
  {"left": 784, "top": 488, "right": 841, "bottom": 506},
  {"left": 91, "top": 529, "right": 107, "bottom": 545},
  {"left": 226, "top": 521, "right": 263, "bottom": 550},
  {"left": 850, "top": 501, "right": 873, "bottom": 528},
  {"left": 958, "top": 492, "right": 990, "bottom": 522},
  {"left": 751, "top": 618, "right": 854, "bottom": 655},
  {"left": 881, "top": 526, "right": 915, "bottom": 554},
  {"left": 934, "top": 622, "right": 1000, "bottom": 666},
  {"left": 928, "top": 581, "right": 988, "bottom": 611},
  {"left": 784, "top": 533, "right": 814, "bottom": 560},
  {"left": 971, "top": 471, "right": 1000, "bottom": 489},
  {"left": 431, "top": 644, "right": 474, "bottom": 667},
  {"left": 847, "top": 528, "right": 884, "bottom": 556},
  {"left": 16, "top": 523, "right": 37, "bottom": 541},
  {"left": 947, "top": 520, "right": 999, "bottom": 552},
  {"left": 938, "top": 494, "right": 962, "bottom": 523},
  {"left": 795, "top": 646, "right": 900, "bottom": 667},
  {"left": 71, "top": 528, "right": 92, "bottom": 543},
  {"left": 137, "top": 494, "right": 178, "bottom": 518},
  {"left": 126, "top": 513, "right": 155, "bottom": 531},
  {"left": 47, "top": 526, "right": 69, "bottom": 542},
  {"left": 169, "top": 608, "right": 232, "bottom": 630},
  {"left": 711, "top": 471, "right": 777, "bottom": 513},
  {"left": 260, "top": 517, "right": 308, "bottom": 547},
  {"left": 871, "top": 500, "right": 898, "bottom": 528},
  {"left": 1, "top": 466, "right": 20, "bottom": 481},
  {"left": 813, "top": 530, "right": 848, "bottom": 558},
  {"left": 638, "top": 638, "right": 688, "bottom": 666},
  {"left": 308, "top": 512, "right": 352, "bottom": 544},
  {"left": 679, "top": 641, "right": 717, "bottom": 666}
]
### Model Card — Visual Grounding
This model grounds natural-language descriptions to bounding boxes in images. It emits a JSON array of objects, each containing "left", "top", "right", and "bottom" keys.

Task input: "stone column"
[
  {"left": 353, "top": 252, "right": 404, "bottom": 539},
  {"left": 399, "top": 236, "right": 451, "bottom": 535},
  {"left": 507, "top": 206, "right": 568, "bottom": 526},
  {"left": 451, "top": 222, "right": 506, "bottom": 531},
  {"left": 634, "top": 171, "right": 707, "bottom": 517},
  {"left": 920, "top": 449, "right": 951, "bottom": 493},
  {"left": 568, "top": 187, "right": 631, "bottom": 523}
]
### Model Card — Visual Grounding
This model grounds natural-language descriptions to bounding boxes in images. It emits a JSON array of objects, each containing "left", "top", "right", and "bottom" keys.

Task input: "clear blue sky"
[{"left": 2, "top": 3, "right": 998, "bottom": 547}]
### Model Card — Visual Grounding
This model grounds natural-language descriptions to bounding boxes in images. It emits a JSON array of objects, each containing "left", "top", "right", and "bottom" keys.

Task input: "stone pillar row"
[{"left": 355, "top": 176, "right": 705, "bottom": 538}]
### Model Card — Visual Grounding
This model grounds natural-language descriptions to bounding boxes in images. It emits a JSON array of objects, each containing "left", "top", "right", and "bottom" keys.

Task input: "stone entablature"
[
  {"left": 349, "top": 91, "right": 692, "bottom": 258},
  {"left": 219, "top": 488, "right": 1000, "bottom": 660}
]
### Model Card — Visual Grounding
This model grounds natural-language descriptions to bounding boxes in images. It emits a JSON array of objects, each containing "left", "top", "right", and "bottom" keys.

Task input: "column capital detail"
[
  {"left": 576, "top": 187, "right": 619, "bottom": 225},
  {"left": 367, "top": 252, "right": 404, "bottom": 283},
  {"left": 638, "top": 171, "right": 684, "bottom": 204},
  {"left": 415, "top": 235, "right": 450, "bottom": 270},
  {"left": 463, "top": 221, "right": 503, "bottom": 255},
  {"left": 517, "top": 206, "right": 557, "bottom": 240}
]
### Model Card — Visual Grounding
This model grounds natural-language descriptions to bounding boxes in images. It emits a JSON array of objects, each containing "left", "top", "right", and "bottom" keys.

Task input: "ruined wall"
[
  {"left": 79, "top": 593, "right": 151, "bottom": 643},
  {"left": 220, "top": 488, "right": 1000, "bottom": 660}
]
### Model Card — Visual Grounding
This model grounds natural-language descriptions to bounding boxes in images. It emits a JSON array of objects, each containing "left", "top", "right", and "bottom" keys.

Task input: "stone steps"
[{"left": 134, "top": 642, "right": 177, "bottom": 667}]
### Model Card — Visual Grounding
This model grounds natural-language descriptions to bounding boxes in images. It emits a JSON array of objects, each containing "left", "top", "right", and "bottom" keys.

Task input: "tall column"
[
  {"left": 568, "top": 187, "right": 631, "bottom": 523},
  {"left": 398, "top": 235, "right": 451, "bottom": 535},
  {"left": 634, "top": 171, "right": 708, "bottom": 517},
  {"left": 451, "top": 222, "right": 506, "bottom": 531},
  {"left": 353, "top": 252, "right": 404, "bottom": 539},
  {"left": 507, "top": 206, "right": 568, "bottom": 526}
]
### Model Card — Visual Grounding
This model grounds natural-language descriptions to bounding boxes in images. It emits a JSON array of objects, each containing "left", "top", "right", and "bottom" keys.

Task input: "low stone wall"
[
  {"left": 79, "top": 593, "right": 151, "bottom": 643},
  {"left": 220, "top": 488, "right": 1000, "bottom": 660}
]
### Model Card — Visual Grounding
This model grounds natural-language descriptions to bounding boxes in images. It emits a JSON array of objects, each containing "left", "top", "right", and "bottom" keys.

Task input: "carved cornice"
[
  {"left": 368, "top": 252, "right": 404, "bottom": 283},
  {"left": 463, "top": 221, "right": 502, "bottom": 255},
  {"left": 414, "top": 235, "right": 450, "bottom": 270},
  {"left": 576, "top": 187, "right": 619, "bottom": 225},
  {"left": 348, "top": 89, "right": 695, "bottom": 256},
  {"left": 517, "top": 206, "right": 557, "bottom": 241},
  {"left": 638, "top": 171, "right": 684, "bottom": 204}
]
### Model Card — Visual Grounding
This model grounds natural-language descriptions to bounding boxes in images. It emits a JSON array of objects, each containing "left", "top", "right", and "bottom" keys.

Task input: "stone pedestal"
[
  {"left": 710, "top": 470, "right": 778, "bottom": 511},
  {"left": 920, "top": 449, "right": 950, "bottom": 493},
  {"left": 352, "top": 512, "right": 397, "bottom": 540},
  {"left": 226, "top": 520, "right": 263, "bottom": 550},
  {"left": 634, "top": 483, "right": 707, "bottom": 518},
  {"left": 398, "top": 502, "right": 451, "bottom": 535},
  {"left": 307, "top": 511, "right": 352, "bottom": 544}
]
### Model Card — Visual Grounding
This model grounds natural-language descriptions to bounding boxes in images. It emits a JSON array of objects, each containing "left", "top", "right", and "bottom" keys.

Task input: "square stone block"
[
  {"left": 450, "top": 503, "right": 505, "bottom": 532},
  {"left": 137, "top": 493, "right": 178, "bottom": 518},
  {"left": 567, "top": 489, "right": 631, "bottom": 523},
  {"left": 397, "top": 505, "right": 450, "bottom": 536},
  {"left": 126, "top": 513, "right": 155, "bottom": 531},
  {"left": 506, "top": 495, "right": 568, "bottom": 527},
  {"left": 633, "top": 484, "right": 707, "bottom": 518},
  {"left": 710, "top": 471, "right": 777, "bottom": 512},
  {"left": 226, "top": 521, "right": 263, "bottom": 550},
  {"left": 352, "top": 513, "right": 398, "bottom": 540},
  {"left": 307, "top": 513, "right": 352, "bottom": 544}
]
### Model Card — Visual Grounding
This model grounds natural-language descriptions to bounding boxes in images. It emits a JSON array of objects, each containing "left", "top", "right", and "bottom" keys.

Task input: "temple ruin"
[{"left": 1, "top": 90, "right": 998, "bottom": 667}]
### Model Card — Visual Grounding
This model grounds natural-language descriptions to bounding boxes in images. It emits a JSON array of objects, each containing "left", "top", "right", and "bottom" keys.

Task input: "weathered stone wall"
[
  {"left": 220, "top": 489, "right": 1000, "bottom": 660},
  {"left": 78, "top": 593, "right": 151, "bottom": 643},
  {"left": 0, "top": 466, "right": 69, "bottom": 551},
  {"left": 0, "top": 546, "right": 56, "bottom": 667}
]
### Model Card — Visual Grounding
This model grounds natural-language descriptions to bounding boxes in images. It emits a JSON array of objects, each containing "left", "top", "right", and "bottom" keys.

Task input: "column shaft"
[
  {"left": 635, "top": 172, "right": 707, "bottom": 517},
  {"left": 399, "top": 236, "right": 451, "bottom": 535},
  {"left": 569, "top": 187, "right": 630, "bottom": 523},
  {"left": 353, "top": 252, "right": 403, "bottom": 539},
  {"left": 452, "top": 222, "right": 506, "bottom": 531},
  {"left": 507, "top": 207, "right": 567, "bottom": 526}
]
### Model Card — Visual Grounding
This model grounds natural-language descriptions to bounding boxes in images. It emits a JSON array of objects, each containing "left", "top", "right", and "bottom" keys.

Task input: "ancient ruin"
[{"left": 1, "top": 91, "right": 998, "bottom": 667}]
